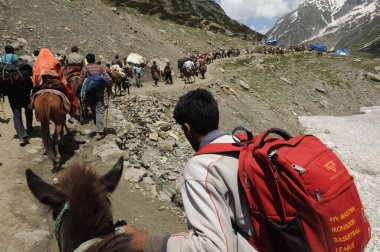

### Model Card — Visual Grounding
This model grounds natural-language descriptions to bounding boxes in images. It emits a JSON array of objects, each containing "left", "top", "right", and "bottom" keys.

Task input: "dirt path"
[{"left": 132, "top": 59, "right": 222, "bottom": 94}]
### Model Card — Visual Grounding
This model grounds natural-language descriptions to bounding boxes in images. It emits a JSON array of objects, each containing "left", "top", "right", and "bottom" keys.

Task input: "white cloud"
[
  {"left": 219, "top": 0, "right": 305, "bottom": 19},
  {"left": 257, "top": 25, "right": 270, "bottom": 34}
]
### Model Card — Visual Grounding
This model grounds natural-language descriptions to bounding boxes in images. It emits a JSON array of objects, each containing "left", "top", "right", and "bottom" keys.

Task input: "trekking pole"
[
  {"left": 0, "top": 95, "right": 5, "bottom": 119},
  {"left": 105, "top": 91, "right": 110, "bottom": 131}
]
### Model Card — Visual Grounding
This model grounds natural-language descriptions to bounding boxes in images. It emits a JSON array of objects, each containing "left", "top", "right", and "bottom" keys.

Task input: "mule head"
[{"left": 25, "top": 157, "right": 124, "bottom": 252}]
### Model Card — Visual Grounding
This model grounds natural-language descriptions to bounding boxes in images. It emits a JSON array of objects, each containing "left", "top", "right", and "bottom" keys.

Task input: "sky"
[{"left": 214, "top": 0, "right": 305, "bottom": 35}]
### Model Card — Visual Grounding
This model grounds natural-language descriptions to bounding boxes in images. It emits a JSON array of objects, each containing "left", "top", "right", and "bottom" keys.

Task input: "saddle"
[{"left": 31, "top": 88, "right": 71, "bottom": 114}]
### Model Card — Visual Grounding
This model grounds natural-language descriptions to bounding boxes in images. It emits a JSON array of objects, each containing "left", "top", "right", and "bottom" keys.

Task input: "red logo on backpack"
[{"left": 196, "top": 128, "right": 371, "bottom": 252}]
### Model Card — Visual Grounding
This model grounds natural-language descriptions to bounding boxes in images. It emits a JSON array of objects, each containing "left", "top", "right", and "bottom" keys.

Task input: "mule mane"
[{"left": 57, "top": 164, "right": 113, "bottom": 238}]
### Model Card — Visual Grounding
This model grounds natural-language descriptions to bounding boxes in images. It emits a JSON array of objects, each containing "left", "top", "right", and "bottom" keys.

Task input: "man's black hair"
[
  {"left": 173, "top": 88, "right": 219, "bottom": 135},
  {"left": 33, "top": 50, "right": 40, "bottom": 56},
  {"left": 5, "top": 45, "right": 14, "bottom": 54},
  {"left": 115, "top": 54, "right": 119, "bottom": 59},
  {"left": 71, "top": 46, "right": 79, "bottom": 53},
  {"left": 86, "top": 53, "right": 96, "bottom": 64}
]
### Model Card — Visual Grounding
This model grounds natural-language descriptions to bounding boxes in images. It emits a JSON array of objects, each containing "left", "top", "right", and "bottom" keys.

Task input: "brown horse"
[
  {"left": 110, "top": 71, "right": 125, "bottom": 96},
  {"left": 184, "top": 67, "right": 195, "bottom": 84},
  {"left": 199, "top": 65, "right": 206, "bottom": 79},
  {"left": 34, "top": 93, "right": 67, "bottom": 165},
  {"left": 25, "top": 157, "right": 133, "bottom": 252}
]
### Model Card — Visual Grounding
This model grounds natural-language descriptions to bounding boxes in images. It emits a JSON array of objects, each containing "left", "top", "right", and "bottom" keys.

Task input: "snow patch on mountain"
[
  {"left": 267, "top": 0, "right": 380, "bottom": 52},
  {"left": 301, "top": 1, "right": 378, "bottom": 44}
]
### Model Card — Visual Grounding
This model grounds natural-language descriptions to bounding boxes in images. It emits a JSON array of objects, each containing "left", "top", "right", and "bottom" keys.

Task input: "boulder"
[
  {"left": 149, "top": 132, "right": 159, "bottom": 141},
  {"left": 366, "top": 72, "right": 380, "bottom": 82},
  {"left": 17, "top": 37, "right": 27, "bottom": 44},
  {"left": 93, "top": 142, "right": 124, "bottom": 162},
  {"left": 158, "top": 139, "right": 173, "bottom": 151},
  {"left": 374, "top": 66, "right": 380, "bottom": 73},
  {"left": 315, "top": 85, "right": 326, "bottom": 93},
  {"left": 280, "top": 77, "right": 293, "bottom": 85},
  {"left": 239, "top": 80, "right": 250, "bottom": 91},
  {"left": 10, "top": 41, "right": 22, "bottom": 50},
  {"left": 124, "top": 168, "right": 147, "bottom": 183},
  {"left": 142, "top": 176, "right": 155, "bottom": 185}
]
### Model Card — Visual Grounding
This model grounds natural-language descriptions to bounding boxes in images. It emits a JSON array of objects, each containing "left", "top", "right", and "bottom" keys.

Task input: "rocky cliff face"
[
  {"left": 266, "top": 0, "right": 380, "bottom": 54},
  {"left": 109, "top": 0, "right": 265, "bottom": 41}
]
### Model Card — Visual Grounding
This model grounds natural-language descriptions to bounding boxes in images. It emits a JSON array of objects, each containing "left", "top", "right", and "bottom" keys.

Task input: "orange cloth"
[
  {"left": 32, "top": 48, "right": 78, "bottom": 117},
  {"left": 32, "top": 48, "right": 67, "bottom": 87}
]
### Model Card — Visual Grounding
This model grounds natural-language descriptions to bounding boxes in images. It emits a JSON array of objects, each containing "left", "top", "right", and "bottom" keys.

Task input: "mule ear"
[
  {"left": 99, "top": 156, "right": 124, "bottom": 193},
  {"left": 26, "top": 169, "right": 65, "bottom": 210}
]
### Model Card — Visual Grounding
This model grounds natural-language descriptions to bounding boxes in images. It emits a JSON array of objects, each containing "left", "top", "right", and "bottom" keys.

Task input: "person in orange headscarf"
[{"left": 32, "top": 48, "right": 78, "bottom": 123}]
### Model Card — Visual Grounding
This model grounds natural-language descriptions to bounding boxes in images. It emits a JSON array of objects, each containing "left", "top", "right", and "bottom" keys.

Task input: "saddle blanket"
[{"left": 31, "top": 89, "right": 71, "bottom": 114}]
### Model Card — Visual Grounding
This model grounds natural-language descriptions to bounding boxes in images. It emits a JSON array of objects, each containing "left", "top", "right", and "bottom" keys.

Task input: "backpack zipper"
[
  {"left": 315, "top": 189, "right": 322, "bottom": 201},
  {"left": 268, "top": 150, "right": 278, "bottom": 162},
  {"left": 273, "top": 166, "right": 280, "bottom": 181},
  {"left": 268, "top": 150, "right": 280, "bottom": 181},
  {"left": 243, "top": 172, "right": 252, "bottom": 191},
  {"left": 292, "top": 164, "right": 306, "bottom": 175}
]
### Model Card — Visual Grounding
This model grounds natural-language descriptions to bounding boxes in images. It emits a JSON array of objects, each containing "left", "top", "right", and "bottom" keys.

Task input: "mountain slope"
[
  {"left": 266, "top": 0, "right": 380, "bottom": 55},
  {"left": 108, "top": 0, "right": 265, "bottom": 41},
  {"left": 0, "top": 0, "right": 254, "bottom": 62}
]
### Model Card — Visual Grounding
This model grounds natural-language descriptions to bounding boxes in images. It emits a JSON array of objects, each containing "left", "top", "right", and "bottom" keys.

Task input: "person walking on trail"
[
  {"left": 66, "top": 46, "right": 84, "bottom": 65},
  {"left": 133, "top": 64, "right": 143, "bottom": 88},
  {"left": 182, "top": 58, "right": 196, "bottom": 74},
  {"left": 7, "top": 60, "right": 34, "bottom": 146},
  {"left": 164, "top": 61, "right": 173, "bottom": 85},
  {"left": 123, "top": 88, "right": 255, "bottom": 252},
  {"left": 32, "top": 48, "right": 79, "bottom": 124},
  {"left": 111, "top": 54, "right": 123, "bottom": 68},
  {"left": 0, "top": 45, "right": 18, "bottom": 64},
  {"left": 77, "top": 53, "right": 112, "bottom": 139},
  {"left": 151, "top": 61, "right": 160, "bottom": 87},
  {"left": 177, "top": 57, "right": 186, "bottom": 78}
]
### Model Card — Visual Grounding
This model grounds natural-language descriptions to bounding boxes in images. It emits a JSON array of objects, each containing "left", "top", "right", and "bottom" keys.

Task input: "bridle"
[
  {"left": 54, "top": 202, "right": 126, "bottom": 252},
  {"left": 55, "top": 202, "right": 70, "bottom": 240}
]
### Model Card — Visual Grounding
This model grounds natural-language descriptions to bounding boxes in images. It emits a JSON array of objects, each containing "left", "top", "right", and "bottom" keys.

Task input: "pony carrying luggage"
[{"left": 196, "top": 128, "right": 371, "bottom": 252}]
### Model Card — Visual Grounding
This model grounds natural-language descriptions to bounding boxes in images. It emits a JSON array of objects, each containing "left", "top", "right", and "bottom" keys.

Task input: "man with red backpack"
[
  {"left": 124, "top": 88, "right": 371, "bottom": 252},
  {"left": 124, "top": 88, "right": 255, "bottom": 251}
]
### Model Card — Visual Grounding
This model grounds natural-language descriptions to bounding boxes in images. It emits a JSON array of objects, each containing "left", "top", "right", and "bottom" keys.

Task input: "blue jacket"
[{"left": 0, "top": 53, "right": 18, "bottom": 64}]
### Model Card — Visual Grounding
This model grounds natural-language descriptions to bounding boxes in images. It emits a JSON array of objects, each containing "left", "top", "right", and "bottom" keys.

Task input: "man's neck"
[{"left": 198, "top": 129, "right": 226, "bottom": 150}]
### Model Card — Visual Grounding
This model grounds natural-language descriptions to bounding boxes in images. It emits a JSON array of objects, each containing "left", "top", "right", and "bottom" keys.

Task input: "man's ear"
[
  {"left": 183, "top": 123, "right": 191, "bottom": 134},
  {"left": 99, "top": 156, "right": 124, "bottom": 193},
  {"left": 25, "top": 169, "right": 65, "bottom": 210}
]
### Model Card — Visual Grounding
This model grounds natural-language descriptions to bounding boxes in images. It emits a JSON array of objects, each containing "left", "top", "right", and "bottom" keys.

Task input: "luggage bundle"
[{"left": 0, "top": 60, "right": 33, "bottom": 95}]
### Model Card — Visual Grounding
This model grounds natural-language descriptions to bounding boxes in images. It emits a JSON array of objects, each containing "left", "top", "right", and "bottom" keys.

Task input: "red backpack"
[{"left": 196, "top": 128, "right": 371, "bottom": 252}]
